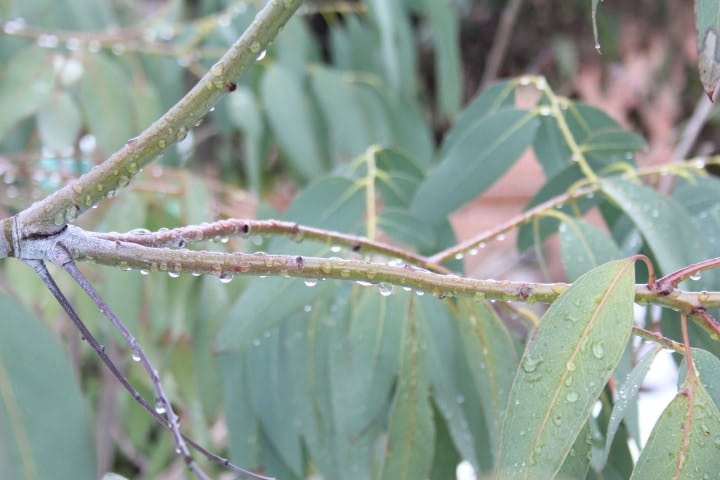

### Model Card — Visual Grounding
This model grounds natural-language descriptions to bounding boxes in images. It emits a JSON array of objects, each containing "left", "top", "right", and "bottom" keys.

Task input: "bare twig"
[
  {"left": 480, "top": 0, "right": 524, "bottom": 89},
  {"left": 26, "top": 259, "right": 273, "bottom": 479}
]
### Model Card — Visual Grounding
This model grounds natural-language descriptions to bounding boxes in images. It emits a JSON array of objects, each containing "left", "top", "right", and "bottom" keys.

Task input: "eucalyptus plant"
[{"left": 2, "top": 1, "right": 720, "bottom": 479}]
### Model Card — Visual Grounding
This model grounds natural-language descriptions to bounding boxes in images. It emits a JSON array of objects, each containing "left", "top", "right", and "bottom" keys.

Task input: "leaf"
[
  {"left": 439, "top": 80, "right": 517, "bottom": 159},
  {"left": 558, "top": 420, "right": 591, "bottom": 479},
  {"left": 36, "top": 91, "right": 82, "bottom": 153},
  {"left": 457, "top": 299, "right": 518, "bottom": 457},
  {"left": 260, "top": 63, "right": 326, "bottom": 179},
  {"left": 381, "top": 297, "right": 434, "bottom": 480},
  {"left": 601, "top": 178, "right": 709, "bottom": 279},
  {"left": 379, "top": 208, "right": 437, "bottom": 250},
  {"left": 516, "top": 162, "right": 600, "bottom": 252},
  {"left": 630, "top": 376, "right": 720, "bottom": 478},
  {"left": 373, "top": 148, "right": 425, "bottom": 209},
  {"left": 559, "top": 218, "right": 623, "bottom": 281},
  {"left": 227, "top": 86, "right": 264, "bottom": 193},
  {"left": 421, "top": 0, "right": 462, "bottom": 118},
  {"left": 695, "top": 0, "right": 720, "bottom": 98},
  {"left": 678, "top": 348, "right": 720, "bottom": 410},
  {"left": 77, "top": 53, "right": 135, "bottom": 154},
  {"left": 496, "top": 259, "right": 635, "bottom": 478},
  {"left": 0, "top": 46, "right": 55, "bottom": 140},
  {"left": 366, "top": 0, "right": 416, "bottom": 94},
  {"left": 429, "top": 405, "right": 463, "bottom": 480},
  {"left": 533, "top": 102, "right": 638, "bottom": 177},
  {"left": 411, "top": 109, "right": 539, "bottom": 223},
  {"left": 310, "top": 66, "right": 371, "bottom": 163},
  {"left": 217, "top": 177, "right": 364, "bottom": 352},
  {"left": 0, "top": 293, "right": 96, "bottom": 480},
  {"left": 602, "top": 345, "right": 663, "bottom": 466}
]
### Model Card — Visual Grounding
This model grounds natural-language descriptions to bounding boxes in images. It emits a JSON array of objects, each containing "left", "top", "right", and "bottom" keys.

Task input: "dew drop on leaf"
[{"left": 378, "top": 283, "right": 393, "bottom": 297}]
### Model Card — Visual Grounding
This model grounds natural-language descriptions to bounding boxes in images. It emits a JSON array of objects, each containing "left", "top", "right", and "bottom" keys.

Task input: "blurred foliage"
[{"left": 1, "top": 1, "right": 720, "bottom": 479}]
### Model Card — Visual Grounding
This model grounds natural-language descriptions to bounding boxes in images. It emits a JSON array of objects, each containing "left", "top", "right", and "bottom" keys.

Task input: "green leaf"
[
  {"left": 457, "top": 299, "right": 518, "bottom": 457},
  {"left": 429, "top": 405, "right": 463, "bottom": 480},
  {"left": 559, "top": 218, "right": 623, "bottom": 281},
  {"left": 310, "top": 66, "right": 371, "bottom": 163},
  {"left": 439, "top": 80, "right": 517, "bottom": 158},
  {"left": 533, "top": 102, "right": 636, "bottom": 177},
  {"left": 36, "top": 91, "right": 82, "bottom": 153},
  {"left": 602, "top": 345, "right": 663, "bottom": 466},
  {"left": 379, "top": 208, "right": 437, "bottom": 250},
  {"left": 274, "top": 16, "right": 315, "bottom": 76},
  {"left": 217, "top": 177, "right": 364, "bottom": 352},
  {"left": 367, "top": 0, "right": 416, "bottom": 94},
  {"left": 381, "top": 297, "right": 434, "bottom": 480},
  {"left": 411, "top": 109, "right": 539, "bottom": 223},
  {"left": 558, "top": 421, "right": 592, "bottom": 479},
  {"left": 0, "top": 292, "right": 96, "bottom": 480},
  {"left": 497, "top": 259, "right": 635, "bottom": 478},
  {"left": 516, "top": 162, "right": 600, "bottom": 252},
  {"left": 601, "top": 178, "right": 709, "bottom": 278},
  {"left": 630, "top": 376, "right": 720, "bottom": 479},
  {"left": 373, "top": 148, "right": 425, "bottom": 209},
  {"left": 227, "top": 86, "right": 264, "bottom": 193},
  {"left": 260, "top": 63, "right": 325, "bottom": 179},
  {"left": 77, "top": 53, "right": 134, "bottom": 154},
  {"left": 421, "top": 0, "right": 462, "bottom": 118},
  {"left": 695, "top": 0, "right": 720, "bottom": 98},
  {"left": 0, "top": 46, "right": 55, "bottom": 140},
  {"left": 580, "top": 129, "right": 646, "bottom": 155},
  {"left": 678, "top": 348, "right": 720, "bottom": 410}
]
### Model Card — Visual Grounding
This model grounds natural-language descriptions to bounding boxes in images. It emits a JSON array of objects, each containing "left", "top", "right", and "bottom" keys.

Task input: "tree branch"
[{"left": 14, "top": 0, "right": 303, "bottom": 236}]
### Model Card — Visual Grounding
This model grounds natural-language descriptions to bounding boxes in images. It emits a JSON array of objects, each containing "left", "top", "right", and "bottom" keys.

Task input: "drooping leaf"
[
  {"left": 366, "top": 0, "right": 416, "bottom": 95},
  {"left": 380, "top": 296, "right": 434, "bottom": 480},
  {"left": 678, "top": 348, "right": 720, "bottom": 410},
  {"left": 0, "top": 46, "right": 55, "bottom": 140},
  {"left": 601, "top": 177, "right": 710, "bottom": 280},
  {"left": 227, "top": 85, "right": 264, "bottom": 193},
  {"left": 695, "top": 0, "right": 720, "bottom": 98},
  {"left": 602, "top": 345, "right": 663, "bottom": 466},
  {"left": 630, "top": 375, "right": 720, "bottom": 478},
  {"left": 310, "top": 66, "right": 370, "bottom": 163},
  {"left": 559, "top": 217, "right": 623, "bottom": 281},
  {"left": 457, "top": 299, "right": 518, "bottom": 457},
  {"left": 260, "top": 63, "right": 326, "bottom": 179},
  {"left": 420, "top": 0, "right": 462, "bottom": 118},
  {"left": 411, "top": 109, "right": 539, "bottom": 223},
  {"left": 0, "top": 292, "right": 96, "bottom": 480},
  {"left": 497, "top": 259, "right": 635, "bottom": 478},
  {"left": 77, "top": 53, "right": 135, "bottom": 154}
]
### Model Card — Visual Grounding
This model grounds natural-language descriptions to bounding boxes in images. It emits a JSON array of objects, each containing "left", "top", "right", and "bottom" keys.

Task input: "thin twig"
[
  {"left": 480, "top": 0, "right": 524, "bottom": 89},
  {"left": 91, "top": 218, "right": 451, "bottom": 274},
  {"left": 44, "top": 246, "right": 208, "bottom": 480},
  {"left": 25, "top": 259, "right": 273, "bottom": 479}
]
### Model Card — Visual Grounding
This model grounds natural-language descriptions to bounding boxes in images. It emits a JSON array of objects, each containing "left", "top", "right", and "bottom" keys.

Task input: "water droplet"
[
  {"left": 249, "top": 41, "right": 262, "bottom": 53},
  {"left": 690, "top": 272, "right": 702, "bottom": 281},
  {"left": 594, "top": 42, "right": 602, "bottom": 53},
  {"left": 566, "top": 361, "right": 576, "bottom": 372},
  {"left": 168, "top": 271, "right": 180, "bottom": 278},
  {"left": 356, "top": 280, "right": 373, "bottom": 287},
  {"left": 304, "top": 278, "right": 318, "bottom": 287},
  {"left": 534, "top": 77, "right": 547, "bottom": 90},
  {"left": 571, "top": 154, "right": 580, "bottom": 162},
  {"left": 131, "top": 346, "right": 141, "bottom": 362},
  {"left": 455, "top": 253, "right": 464, "bottom": 260},
  {"left": 139, "top": 269, "right": 149, "bottom": 276},
  {"left": 566, "top": 391, "right": 579, "bottom": 403},
  {"left": 3, "top": 18, "right": 26, "bottom": 35},
  {"left": 37, "top": 34, "right": 59, "bottom": 48},
  {"left": 155, "top": 400, "right": 167, "bottom": 415},
  {"left": 330, "top": 245, "right": 342, "bottom": 253},
  {"left": 218, "top": 273, "right": 233, "bottom": 284},
  {"left": 553, "top": 415, "right": 562, "bottom": 426},
  {"left": 496, "top": 233, "right": 506, "bottom": 241},
  {"left": 592, "top": 341, "right": 605, "bottom": 359},
  {"left": 415, "top": 290, "right": 425, "bottom": 296},
  {"left": 522, "top": 354, "right": 543, "bottom": 373},
  {"left": 256, "top": 49, "right": 267, "bottom": 61},
  {"left": 303, "top": 304, "right": 312, "bottom": 313},
  {"left": 378, "top": 283, "right": 393, "bottom": 297},
  {"left": 518, "top": 76, "right": 532, "bottom": 86},
  {"left": 538, "top": 105, "right": 552, "bottom": 116},
  {"left": 468, "top": 248, "right": 479, "bottom": 256}
]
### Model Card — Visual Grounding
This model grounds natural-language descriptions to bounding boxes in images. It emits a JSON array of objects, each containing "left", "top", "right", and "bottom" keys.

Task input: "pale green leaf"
[
  {"left": 367, "top": 0, "right": 416, "bottom": 94},
  {"left": 601, "top": 178, "right": 709, "bottom": 279},
  {"left": 411, "top": 109, "right": 539, "bottom": 223},
  {"left": 260, "top": 64, "right": 326, "bottom": 179},
  {"left": 678, "top": 348, "right": 720, "bottom": 410},
  {"left": 630, "top": 377, "right": 720, "bottom": 478},
  {"left": 77, "top": 53, "right": 135, "bottom": 154},
  {"left": 36, "top": 91, "right": 82, "bottom": 153},
  {"left": 381, "top": 297, "right": 434, "bottom": 480},
  {"left": 559, "top": 218, "right": 623, "bottom": 281},
  {"left": 0, "top": 46, "right": 55, "bottom": 140},
  {"left": 497, "top": 259, "right": 635, "bottom": 478},
  {"left": 0, "top": 293, "right": 96, "bottom": 480}
]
